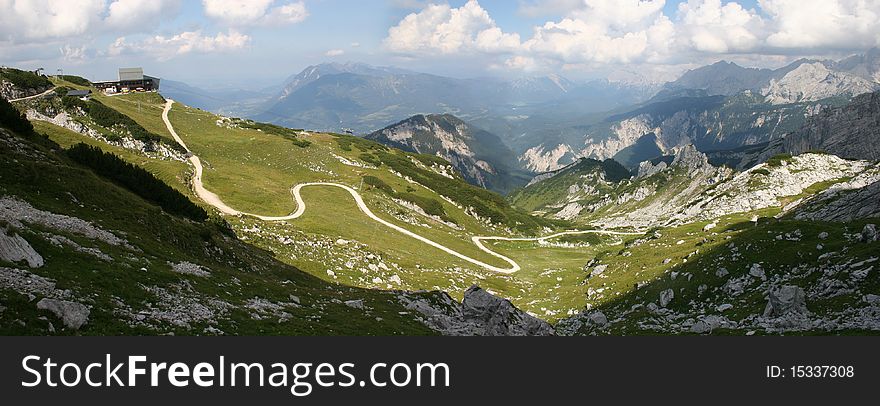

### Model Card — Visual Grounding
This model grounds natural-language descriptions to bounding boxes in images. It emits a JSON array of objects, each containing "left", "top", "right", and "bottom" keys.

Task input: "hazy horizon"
[{"left": 2, "top": 1, "right": 880, "bottom": 88}]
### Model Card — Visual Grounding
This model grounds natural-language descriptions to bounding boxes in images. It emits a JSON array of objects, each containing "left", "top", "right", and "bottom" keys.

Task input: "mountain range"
[{"left": 2, "top": 66, "right": 879, "bottom": 336}]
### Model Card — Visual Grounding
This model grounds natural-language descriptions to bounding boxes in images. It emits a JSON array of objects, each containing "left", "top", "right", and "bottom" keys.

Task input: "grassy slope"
[
  {"left": 25, "top": 89, "right": 642, "bottom": 320},
  {"left": 568, "top": 207, "right": 879, "bottom": 335},
  {"left": 13, "top": 81, "right": 879, "bottom": 332},
  {"left": 0, "top": 126, "right": 435, "bottom": 335}
]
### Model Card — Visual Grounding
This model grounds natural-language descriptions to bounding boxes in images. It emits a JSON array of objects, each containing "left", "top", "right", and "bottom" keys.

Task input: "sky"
[{"left": 1, "top": 0, "right": 879, "bottom": 88}]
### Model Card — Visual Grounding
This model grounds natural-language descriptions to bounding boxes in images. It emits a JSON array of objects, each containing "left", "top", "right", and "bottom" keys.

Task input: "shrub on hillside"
[
  {"left": 0, "top": 97, "right": 34, "bottom": 135},
  {"left": 232, "top": 118, "right": 310, "bottom": 148},
  {"left": 766, "top": 153, "right": 793, "bottom": 168},
  {"left": 66, "top": 143, "right": 207, "bottom": 221},
  {"left": 58, "top": 75, "right": 91, "bottom": 87},
  {"left": 0, "top": 68, "right": 52, "bottom": 90}
]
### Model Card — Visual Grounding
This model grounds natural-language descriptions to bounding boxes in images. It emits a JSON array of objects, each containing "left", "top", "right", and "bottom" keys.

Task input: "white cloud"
[
  {"left": 386, "top": 0, "right": 880, "bottom": 74},
  {"left": 108, "top": 30, "right": 251, "bottom": 61},
  {"left": 201, "top": 0, "right": 308, "bottom": 26},
  {"left": 0, "top": 0, "right": 105, "bottom": 42},
  {"left": 521, "top": 0, "right": 674, "bottom": 65},
  {"left": 105, "top": 0, "right": 182, "bottom": 31},
  {"left": 60, "top": 44, "right": 88, "bottom": 63},
  {"left": 676, "top": 0, "right": 765, "bottom": 53},
  {"left": 761, "top": 0, "right": 880, "bottom": 50},
  {"left": 384, "top": 0, "right": 521, "bottom": 54},
  {"left": 325, "top": 49, "right": 345, "bottom": 56}
]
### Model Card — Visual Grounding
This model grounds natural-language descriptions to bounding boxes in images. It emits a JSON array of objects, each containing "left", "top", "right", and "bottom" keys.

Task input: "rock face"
[
  {"left": 763, "top": 285, "right": 809, "bottom": 318},
  {"left": 0, "top": 231, "right": 44, "bottom": 268},
  {"left": 779, "top": 91, "right": 880, "bottom": 161},
  {"left": 762, "top": 62, "right": 879, "bottom": 105},
  {"left": 794, "top": 169, "right": 880, "bottom": 222},
  {"left": 366, "top": 114, "right": 520, "bottom": 193},
  {"left": 460, "top": 286, "right": 554, "bottom": 336},
  {"left": 399, "top": 286, "right": 554, "bottom": 336},
  {"left": 36, "top": 298, "right": 89, "bottom": 330}
]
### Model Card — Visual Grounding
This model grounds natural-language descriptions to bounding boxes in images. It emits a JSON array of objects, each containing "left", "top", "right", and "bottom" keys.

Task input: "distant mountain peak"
[{"left": 366, "top": 114, "right": 523, "bottom": 193}]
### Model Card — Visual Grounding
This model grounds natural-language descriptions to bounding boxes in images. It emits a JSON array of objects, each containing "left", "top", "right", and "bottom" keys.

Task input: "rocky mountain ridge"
[{"left": 366, "top": 114, "right": 525, "bottom": 193}]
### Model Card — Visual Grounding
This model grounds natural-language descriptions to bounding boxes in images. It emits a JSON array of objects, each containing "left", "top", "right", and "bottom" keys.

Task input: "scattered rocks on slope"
[
  {"left": 0, "top": 231, "right": 44, "bottom": 268},
  {"left": 36, "top": 298, "right": 89, "bottom": 330},
  {"left": 168, "top": 261, "right": 212, "bottom": 278},
  {"left": 398, "top": 286, "right": 554, "bottom": 336},
  {"left": 0, "top": 197, "right": 132, "bottom": 249}
]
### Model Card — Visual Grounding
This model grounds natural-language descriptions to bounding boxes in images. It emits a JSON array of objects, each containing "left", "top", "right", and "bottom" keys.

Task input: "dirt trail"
[{"left": 162, "top": 99, "right": 643, "bottom": 274}]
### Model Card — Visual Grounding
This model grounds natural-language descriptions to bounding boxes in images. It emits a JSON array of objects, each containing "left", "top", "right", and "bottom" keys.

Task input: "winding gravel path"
[{"left": 162, "top": 100, "right": 643, "bottom": 274}]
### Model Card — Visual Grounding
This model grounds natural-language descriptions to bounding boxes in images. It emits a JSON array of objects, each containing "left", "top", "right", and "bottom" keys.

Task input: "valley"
[{"left": 2, "top": 54, "right": 879, "bottom": 335}]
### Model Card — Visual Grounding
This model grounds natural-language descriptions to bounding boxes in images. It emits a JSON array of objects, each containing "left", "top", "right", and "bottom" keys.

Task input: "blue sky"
[{"left": 0, "top": 1, "right": 877, "bottom": 88}]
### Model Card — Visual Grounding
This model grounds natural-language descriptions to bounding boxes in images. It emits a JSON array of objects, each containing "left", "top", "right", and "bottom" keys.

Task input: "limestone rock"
[
  {"left": 861, "top": 224, "right": 878, "bottom": 243},
  {"left": 659, "top": 289, "right": 674, "bottom": 308},
  {"left": 588, "top": 311, "right": 608, "bottom": 326},
  {"left": 398, "top": 286, "right": 554, "bottom": 336},
  {"left": 749, "top": 263, "right": 766, "bottom": 280},
  {"left": 36, "top": 299, "right": 89, "bottom": 330},
  {"left": 0, "top": 231, "right": 43, "bottom": 268},
  {"left": 344, "top": 299, "right": 365, "bottom": 310},
  {"left": 461, "top": 286, "right": 554, "bottom": 336},
  {"left": 763, "top": 285, "right": 809, "bottom": 318}
]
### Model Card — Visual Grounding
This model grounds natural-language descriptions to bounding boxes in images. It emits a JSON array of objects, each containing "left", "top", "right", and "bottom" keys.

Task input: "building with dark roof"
[{"left": 93, "top": 68, "right": 160, "bottom": 94}]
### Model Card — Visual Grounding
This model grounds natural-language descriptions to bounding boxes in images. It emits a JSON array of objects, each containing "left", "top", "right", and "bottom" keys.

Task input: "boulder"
[
  {"left": 461, "top": 286, "right": 554, "bottom": 336},
  {"left": 716, "top": 267, "right": 729, "bottom": 278},
  {"left": 763, "top": 285, "right": 809, "bottom": 318},
  {"left": 587, "top": 311, "right": 608, "bottom": 326},
  {"left": 659, "top": 289, "right": 674, "bottom": 308},
  {"left": 749, "top": 263, "right": 766, "bottom": 280},
  {"left": 36, "top": 299, "right": 89, "bottom": 330},
  {"left": 344, "top": 299, "right": 365, "bottom": 309},
  {"left": 860, "top": 224, "right": 878, "bottom": 243},
  {"left": 0, "top": 231, "right": 44, "bottom": 268},
  {"left": 399, "top": 286, "right": 554, "bottom": 336},
  {"left": 690, "top": 321, "right": 711, "bottom": 334}
]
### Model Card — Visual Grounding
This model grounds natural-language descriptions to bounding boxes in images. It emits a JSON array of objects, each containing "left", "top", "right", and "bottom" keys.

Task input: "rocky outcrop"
[
  {"left": 36, "top": 298, "right": 90, "bottom": 330},
  {"left": 399, "top": 286, "right": 554, "bottom": 336},
  {"left": 763, "top": 63, "right": 879, "bottom": 105},
  {"left": 367, "top": 114, "right": 519, "bottom": 193},
  {"left": 519, "top": 144, "right": 576, "bottom": 173},
  {"left": 763, "top": 285, "right": 809, "bottom": 318},
  {"left": 0, "top": 231, "right": 44, "bottom": 268},
  {"left": 0, "top": 197, "right": 131, "bottom": 249},
  {"left": 778, "top": 91, "right": 880, "bottom": 161},
  {"left": 794, "top": 168, "right": 880, "bottom": 222},
  {"left": 25, "top": 110, "right": 187, "bottom": 163},
  {"left": 0, "top": 80, "right": 52, "bottom": 101}
]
